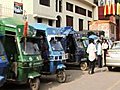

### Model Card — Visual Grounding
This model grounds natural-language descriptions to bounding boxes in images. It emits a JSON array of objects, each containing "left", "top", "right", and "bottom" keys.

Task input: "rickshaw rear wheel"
[
  {"left": 80, "top": 62, "right": 88, "bottom": 71},
  {"left": 56, "top": 70, "right": 66, "bottom": 83},
  {"left": 29, "top": 78, "right": 40, "bottom": 90}
]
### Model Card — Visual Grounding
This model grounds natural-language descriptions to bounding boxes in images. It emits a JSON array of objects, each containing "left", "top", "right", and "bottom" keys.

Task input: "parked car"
[
  {"left": 106, "top": 41, "right": 120, "bottom": 71},
  {"left": 106, "top": 38, "right": 113, "bottom": 49}
]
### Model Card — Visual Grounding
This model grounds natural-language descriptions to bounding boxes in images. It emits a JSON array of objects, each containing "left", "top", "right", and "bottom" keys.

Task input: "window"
[
  {"left": 39, "top": 0, "right": 50, "bottom": 6},
  {"left": 56, "top": 0, "right": 58, "bottom": 12},
  {"left": 56, "top": 16, "right": 61, "bottom": 27},
  {"left": 75, "top": 6, "right": 86, "bottom": 16},
  {"left": 112, "top": 42, "right": 120, "bottom": 49},
  {"left": 37, "top": 18, "right": 42, "bottom": 23},
  {"left": 88, "top": 21, "right": 90, "bottom": 30},
  {"left": 111, "top": 25, "right": 114, "bottom": 34},
  {"left": 79, "top": 19, "right": 83, "bottom": 31},
  {"left": 88, "top": 10, "right": 92, "bottom": 18},
  {"left": 94, "top": 0, "right": 98, "bottom": 6},
  {"left": 48, "top": 20, "right": 53, "bottom": 26},
  {"left": 66, "top": 2, "right": 73, "bottom": 12},
  {"left": 56, "top": 0, "right": 62, "bottom": 12},
  {"left": 59, "top": 0, "right": 62, "bottom": 12},
  {"left": 66, "top": 15, "right": 73, "bottom": 27}
]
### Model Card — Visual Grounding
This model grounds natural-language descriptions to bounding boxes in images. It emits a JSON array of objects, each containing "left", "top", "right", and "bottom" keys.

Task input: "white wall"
[
  {"left": 55, "top": 0, "right": 97, "bottom": 31},
  {"left": 0, "top": 0, "right": 98, "bottom": 31},
  {"left": 0, "top": 0, "right": 13, "bottom": 18},
  {"left": 23, "top": 0, "right": 33, "bottom": 14},
  {"left": 33, "top": 0, "right": 56, "bottom": 19}
]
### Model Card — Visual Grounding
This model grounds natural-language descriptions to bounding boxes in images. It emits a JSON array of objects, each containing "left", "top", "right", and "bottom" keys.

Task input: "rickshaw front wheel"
[
  {"left": 29, "top": 78, "right": 40, "bottom": 90},
  {"left": 56, "top": 70, "right": 66, "bottom": 83},
  {"left": 80, "top": 62, "right": 88, "bottom": 71}
]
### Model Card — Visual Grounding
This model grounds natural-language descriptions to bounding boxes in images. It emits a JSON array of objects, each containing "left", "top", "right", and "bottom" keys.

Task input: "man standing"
[
  {"left": 97, "top": 40, "right": 102, "bottom": 68},
  {"left": 87, "top": 39, "right": 97, "bottom": 74},
  {"left": 102, "top": 39, "right": 109, "bottom": 66}
]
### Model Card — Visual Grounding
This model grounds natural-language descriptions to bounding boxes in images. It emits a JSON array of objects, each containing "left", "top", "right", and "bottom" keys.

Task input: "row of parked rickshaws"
[{"left": 0, "top": 17, "right": 98, "bottom": 90}]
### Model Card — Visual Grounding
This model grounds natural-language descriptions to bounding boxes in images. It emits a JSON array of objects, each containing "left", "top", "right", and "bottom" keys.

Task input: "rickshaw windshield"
[
  {"left": 50, "top": 41, "right": 63, "bottom": 51},
  {"left": 21, "top": 38, "right": 40, "bottom": 55},
  {"left": 76, "top": 39, "right": 84, "bottom": 48},
  {"left": 82, "top": 40, "right": 89, "bottom": 48},
  {"left": 0, "top": 41, "right": 5, "bottom": 55}
]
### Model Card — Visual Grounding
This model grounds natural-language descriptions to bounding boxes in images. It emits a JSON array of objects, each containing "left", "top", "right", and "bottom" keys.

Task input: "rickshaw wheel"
[
  {"left": 80, "top": 62, "right": 88, "bottom": 71},
  {"left": 56, "top": 70, "right": 66, "bottom": 83},
  {"left": 29, "top": 78, "right": 40, "bottom": 90}
]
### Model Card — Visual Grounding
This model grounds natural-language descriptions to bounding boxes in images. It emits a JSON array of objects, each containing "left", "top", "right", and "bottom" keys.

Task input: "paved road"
[{"left": 1, "top": 66, "right": 120, "bottom": 90}]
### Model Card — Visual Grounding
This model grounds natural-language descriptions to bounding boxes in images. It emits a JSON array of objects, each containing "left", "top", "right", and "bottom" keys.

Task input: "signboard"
[{"left": 14, "top": 2, "right": 23, "bottom": 14}]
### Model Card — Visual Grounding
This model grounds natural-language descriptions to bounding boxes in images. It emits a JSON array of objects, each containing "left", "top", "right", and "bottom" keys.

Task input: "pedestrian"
[
  {"left": 102, "top": 39, "right": 109, "bottom": 66},
  {"left": 40, "top": 35, "right": 48, "bottom": 60},
  {"left": 96, "top": 40, "right": 102, "bottom": 68},
  {"left": 87, "top": 39, "right": 97, "bottom": 74}
]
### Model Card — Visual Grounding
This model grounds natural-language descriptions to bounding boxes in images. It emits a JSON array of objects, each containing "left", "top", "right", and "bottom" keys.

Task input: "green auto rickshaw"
[{"left": 0, "top": 17, "right": 43, "bottom": 90}]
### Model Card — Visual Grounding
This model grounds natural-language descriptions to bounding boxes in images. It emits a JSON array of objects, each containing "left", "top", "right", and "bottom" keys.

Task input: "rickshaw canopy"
[
  {"left": 0, "top": 17, "right": 24, "bottom": 28},
  {"left": 0, "top": 17, "right": 34, "bottom": 37},
  {"left": 58, "top": 26, "right": 75, "bottom": 36},
  {"left": 30, "top": 23, "right": 62, "bottom": 35}
]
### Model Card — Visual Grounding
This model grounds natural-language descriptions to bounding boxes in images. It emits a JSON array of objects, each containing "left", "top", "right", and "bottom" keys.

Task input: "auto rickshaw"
[
  {"left": 0, "top": 34, "right": 9, "bottom": 87},
  {"left": 30, "top": 23, "right": 67, "bottom": 83},
  {"left": 0, "top": 18, "right": 43, "bottom": 90},
  {"left": 58, "top": 26, "right": 88, "bottom": 71}
]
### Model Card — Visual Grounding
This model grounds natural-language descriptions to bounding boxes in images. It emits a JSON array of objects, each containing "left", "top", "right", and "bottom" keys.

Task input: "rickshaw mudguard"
[
  {"left": 28, "top": 72, "right": 41, "bottom": 79},
  {"left": 57, "top": 64, "right": 66, "bottom": 70},
  {"left": 0, "top": 76, "right": 5, "bottom": 87}
]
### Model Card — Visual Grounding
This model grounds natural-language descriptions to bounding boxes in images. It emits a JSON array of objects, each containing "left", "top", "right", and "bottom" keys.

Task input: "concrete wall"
[
  {"left": 0, "top": 0, "right": 98, "bottom": 30},
  {"left": 89, "top": 21, "right": 116, "bottom": 40},
  {"left": 55, "top": 0, "right": 98, "bottom": 31},
  {"left": 33, "top": 0, "right": 56, "bottom": 19},
  {"left": 0, "top": 0, "right": 13, "bottom": 18}
]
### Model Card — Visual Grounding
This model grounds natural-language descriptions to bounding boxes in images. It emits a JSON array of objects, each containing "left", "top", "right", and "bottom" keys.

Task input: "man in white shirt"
[
  {"left": 87, "top": 39, "right": 97, "bottom": 74},
  {"left": 97, "top": 40, "right": 102, "bottom": 68},
  {"left": 102, "top": 39, "right": 109, "bottom": 66}
]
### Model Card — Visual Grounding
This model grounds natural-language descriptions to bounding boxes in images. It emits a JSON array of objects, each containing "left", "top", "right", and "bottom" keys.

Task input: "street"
[{"left": 1, "top": 66, "right": 120, "bottom": 90}]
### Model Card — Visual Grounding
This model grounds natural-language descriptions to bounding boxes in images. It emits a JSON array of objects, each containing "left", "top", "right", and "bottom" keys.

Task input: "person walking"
[
  {"left": 96, "top": 40, "right": 102, "bottom": 68},
  {"left": 87, "top": 39, "right": 97, "bottom": 74},
  {"left": 102, "top": 39, "right": 109, "bottom": 66}
]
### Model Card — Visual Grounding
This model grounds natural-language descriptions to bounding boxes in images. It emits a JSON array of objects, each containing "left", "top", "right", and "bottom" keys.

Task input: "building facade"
[
  {"left": 0, "top": 0, "right": 98, "bottom": 31},
  {"left": 98, "top": 0, "right": 120, "bottom": 40}
]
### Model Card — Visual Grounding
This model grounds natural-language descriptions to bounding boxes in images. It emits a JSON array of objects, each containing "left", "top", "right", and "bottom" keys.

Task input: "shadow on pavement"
[
  {"left": 40, "top": 67, "right": 84, "bottom": 90},
  {"left": 0, "top": 83, "right": 30, "bottom": 90},
  {"left": 111, "top": 67, "right": 120, "bottom": 72},
  {"left": 95, "top": 67, "right": 108, "bottom": 73},
  {"left": 0, "top": 66, "right": 85, "bottom": 90}
]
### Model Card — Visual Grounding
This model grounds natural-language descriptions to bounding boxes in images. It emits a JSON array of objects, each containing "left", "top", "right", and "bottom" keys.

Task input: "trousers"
[{"left": 88, "top": 60, "right": 96, "bottom": 74}]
